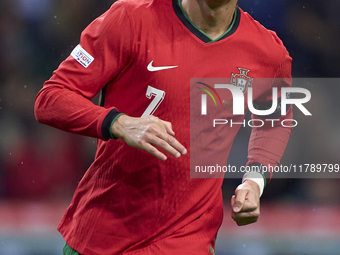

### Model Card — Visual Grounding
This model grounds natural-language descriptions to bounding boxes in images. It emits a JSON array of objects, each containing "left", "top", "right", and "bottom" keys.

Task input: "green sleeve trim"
[
  {"left": 259, "top": 172, "right": 266, "bottom": 188},
  {"left": 109, "top": 113, "right": 125, "bottom": 139},
  {"left": 63, "top": 244, "right": 81, "bottom": 255}
]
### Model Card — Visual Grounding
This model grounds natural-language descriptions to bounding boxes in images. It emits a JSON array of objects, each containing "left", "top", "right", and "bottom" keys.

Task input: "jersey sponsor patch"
[{"left": 71, "top": 45, "right": 94, "bottom": 68}]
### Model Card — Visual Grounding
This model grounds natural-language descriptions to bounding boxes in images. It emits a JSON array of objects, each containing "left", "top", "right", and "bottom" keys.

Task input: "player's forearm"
[
  {"left": 34, "top": 85, "right": 116, "bottom": 140},
  {"left": 246, "top": 124, "right": 292, "bottom": 183},
  {"left": 247, "top": 102, "right": 293, "bottom": 166}
]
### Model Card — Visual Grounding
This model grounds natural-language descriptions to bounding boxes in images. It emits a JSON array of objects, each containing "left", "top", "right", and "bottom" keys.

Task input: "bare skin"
[
  {"left": 111, "top": 115, "right": 187, "bottom": 161},
  {"left": 231, "top": 180, "right": 261, "bottom": 226},
  {"left": 181, "top": 0, "right": 238, "bottom": 40},
  {"left": 111, "top": 0, "right": 261, "bottom": 227}
]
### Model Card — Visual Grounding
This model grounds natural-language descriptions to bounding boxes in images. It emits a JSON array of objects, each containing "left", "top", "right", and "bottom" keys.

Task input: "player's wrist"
[
  {"left": 242, "top": 171, "right": 264, "bottom": 197},
  {"left": 109, "top": 113, "right": 127, "bottom": 139}
]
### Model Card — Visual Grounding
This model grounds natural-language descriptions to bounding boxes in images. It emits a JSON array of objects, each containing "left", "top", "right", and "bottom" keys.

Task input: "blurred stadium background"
[{"left": 0, "top": 0, "right": 339, "bottom": 254}]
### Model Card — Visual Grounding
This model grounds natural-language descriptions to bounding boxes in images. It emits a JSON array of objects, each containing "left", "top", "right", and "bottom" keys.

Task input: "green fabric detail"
[
  {"left": 259, "top": 171, "right": 267, "bottom": 188},
  {"left": 99, "top": 91, "right": 103, "bottom": 106},
  {"left": 63, "top": 244, "right": 81, "bottom": 255},
  {"left": 109, "top": 113, "right": 125, "bottom": 139},
  {"left": 211, "top": 6, "right": 237, "bottom": 42},
  {"left": 178, "top": 0, "right": 238, "bottom": 43}
]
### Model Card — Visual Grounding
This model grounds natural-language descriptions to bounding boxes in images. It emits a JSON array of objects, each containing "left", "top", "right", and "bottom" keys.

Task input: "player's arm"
[
  {"left": 34, "top": 2, "right": 131, "bottom": 140},
  {"left": 232, "top": 45, "right": 293, "bottom": 226},
  {"left": 245, "top": 46, "right": 293, "bottom": 182},
  {"left": 231, "top": 97, "right": 292, "bottom": 226},
  {"left": 34, "top": 2, "right": 186, "bottom": 160}
]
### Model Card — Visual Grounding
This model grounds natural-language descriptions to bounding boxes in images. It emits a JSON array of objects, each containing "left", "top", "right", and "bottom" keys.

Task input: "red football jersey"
[{"left": 35, "top": 0, "right": 292, "bottom": 254}]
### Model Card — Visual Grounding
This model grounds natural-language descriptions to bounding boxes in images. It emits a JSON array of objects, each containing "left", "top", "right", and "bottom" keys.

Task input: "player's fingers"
[
  {"left": 147, "top": 133, "right": 183, "bottom": 159},
  {"left": 140, "top": 118, "right": 186, "bottom": 157},
  {"left": 161, "top": 120, "right": 175, "bottom": 136},
  {"left": 140, "top": 140, "right": 167, "bottom": 161},
  {"left": 149, "top": 128, "right": 186, "bottom": 156},
  {"left": 233, "top": 189, "right": 248, "bottom": 213},
  {"left": 167, "top": 135, "right": 187, "bottom": 155},
  {"left": 232, "top": 204, "right": 260, "bottom": 226},
  {"left": 231, "top": 195, "right": 236, "bottom": 208},
  {"left": 157, "top": 119, "right": 186, "bottom": 155},
  {"left": 240, "top": 194, "right": 259, "bottom": 212},
  {"left": 232, "top": 205, "right": 260, "bottom": 219},
  {"left": 233, "top": 216, "right": 259, "bottom": 226}
]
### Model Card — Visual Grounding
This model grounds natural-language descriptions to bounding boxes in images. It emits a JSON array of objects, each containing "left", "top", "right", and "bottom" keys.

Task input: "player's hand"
[
  {"left": 231, "top": 180, "right": 260, "bottom": 226},
  {"left": 110, "top": 115, "right": 187, "bottom": 161}
]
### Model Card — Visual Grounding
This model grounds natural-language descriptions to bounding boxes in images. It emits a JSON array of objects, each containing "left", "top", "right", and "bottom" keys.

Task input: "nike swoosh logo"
[{"left": 147, "top": 61, "right": 178, "bottom": 72}]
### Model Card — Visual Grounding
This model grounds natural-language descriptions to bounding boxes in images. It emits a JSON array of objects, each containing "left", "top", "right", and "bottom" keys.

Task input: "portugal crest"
[{"left": 231, "top": 68, "right": 253, "bottom": 94}]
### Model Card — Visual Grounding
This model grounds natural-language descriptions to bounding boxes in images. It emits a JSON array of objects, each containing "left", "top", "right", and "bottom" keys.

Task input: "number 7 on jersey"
[{"left": 141, "top": 85, "right": 166, "bottom": 117}]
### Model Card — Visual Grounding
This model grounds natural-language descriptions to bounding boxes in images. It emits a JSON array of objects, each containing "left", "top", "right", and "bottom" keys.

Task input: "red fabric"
[
  {"left": 246, "top": 40, "right": 293, "bottom": 178},
  {"left": 34, "top": 0, "right": 293, "bottom": 254}
]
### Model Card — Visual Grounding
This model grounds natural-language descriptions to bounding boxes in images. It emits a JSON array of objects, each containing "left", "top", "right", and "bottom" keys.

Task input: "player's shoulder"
[
  {"left": 114, "top": 0, "right": 156, "bottom": 14},
  {"left": 106, "top": 0, "right": 162, "bottom": 28},
  {"left": 239, "top": 7, "right": 288, "bottom": 56}
]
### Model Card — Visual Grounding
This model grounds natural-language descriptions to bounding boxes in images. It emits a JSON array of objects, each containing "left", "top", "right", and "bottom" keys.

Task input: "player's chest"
[
  {"left": 112, "top": 37, "right": 276, "bottom": 118},
  {"left": 132, "top": 37, "right": 273, "bottom": 99}
]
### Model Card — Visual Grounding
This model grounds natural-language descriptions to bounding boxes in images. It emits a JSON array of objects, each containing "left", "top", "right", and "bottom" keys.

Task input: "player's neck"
[{"left": 181, "top": 0, "right": 238, "bottom": 40}]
